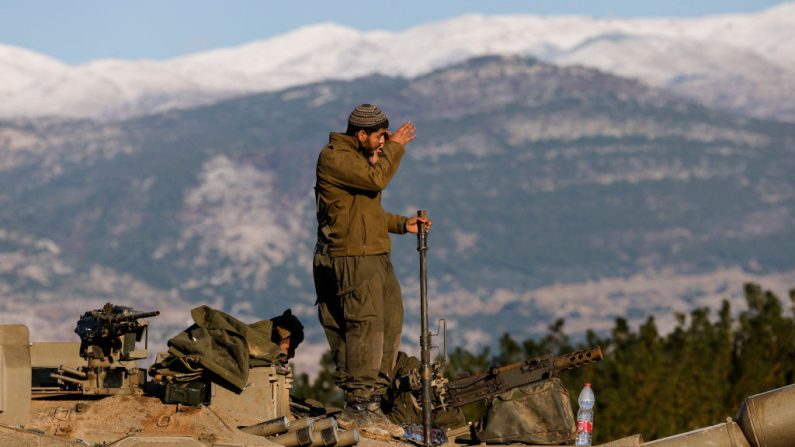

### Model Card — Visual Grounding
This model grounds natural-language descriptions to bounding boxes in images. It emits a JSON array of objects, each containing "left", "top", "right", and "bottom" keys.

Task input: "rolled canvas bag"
[{"left": 476, "top": 378, "right": 576, "bottom": 445}]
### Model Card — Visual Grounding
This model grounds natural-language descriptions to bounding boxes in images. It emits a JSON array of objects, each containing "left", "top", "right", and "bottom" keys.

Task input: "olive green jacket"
[{"left": 315, "top": 132, "right": 408, "bottom": 257}]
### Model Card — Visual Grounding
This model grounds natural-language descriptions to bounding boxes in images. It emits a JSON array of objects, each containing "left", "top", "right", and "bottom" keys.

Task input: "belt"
[{"left": 314, "top": 241, "right": 329, "bottom": 255}]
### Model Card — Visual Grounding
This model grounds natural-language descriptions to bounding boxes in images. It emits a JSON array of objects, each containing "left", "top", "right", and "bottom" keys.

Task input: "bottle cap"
[{"left": 585, "top": 383, "right": 591, "bottom": 387}]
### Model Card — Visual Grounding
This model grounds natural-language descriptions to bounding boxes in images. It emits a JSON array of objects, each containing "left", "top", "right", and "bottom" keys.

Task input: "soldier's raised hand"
[{"left": 387, "top": 121, "right": 416, "bottom": 146}]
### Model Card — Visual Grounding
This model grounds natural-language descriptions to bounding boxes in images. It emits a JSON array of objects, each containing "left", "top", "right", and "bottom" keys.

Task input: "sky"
[{"left": 0, "top": 0, "right": 790, "bottom": 64}]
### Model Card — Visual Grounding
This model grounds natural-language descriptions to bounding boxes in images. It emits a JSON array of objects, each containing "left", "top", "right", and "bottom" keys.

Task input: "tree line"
[{"left": 293, "top": 283, "right": 795, "bottom": 443}]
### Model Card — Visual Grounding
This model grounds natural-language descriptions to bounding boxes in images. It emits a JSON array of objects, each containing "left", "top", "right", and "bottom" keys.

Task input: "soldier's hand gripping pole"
[{"left": 417, "top": 209, "right": 433, "bottom": 447}]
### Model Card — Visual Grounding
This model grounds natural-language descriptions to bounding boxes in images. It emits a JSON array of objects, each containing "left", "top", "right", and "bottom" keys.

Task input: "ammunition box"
[
  {"left": 210, "top": 366, "right": 292, "bottom": 427},
  {"left": 164, "top": 381, "right": 208, "bottom": 406}
]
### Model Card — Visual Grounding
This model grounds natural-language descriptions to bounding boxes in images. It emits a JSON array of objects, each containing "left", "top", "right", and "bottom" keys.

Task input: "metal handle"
[{"left": 417, "top": 209, "right": 432, "bottom": 447}]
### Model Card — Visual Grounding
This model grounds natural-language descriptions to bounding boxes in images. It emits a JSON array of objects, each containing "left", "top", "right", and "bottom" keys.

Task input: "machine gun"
[
  {"left": 395, "top": 345, "right": 603, "bottom": 412},
  {"left": 34, "top": 302, "right": 160, "bottom": 396},
  {"left": 411, "top": 209, "right": 602, "bottom": 442},
  {"left": 444, "top": 345, "right": 601, "bottom": 409},
  {"left": 75, "top": 302, "right": 160, "bottom": 362}
]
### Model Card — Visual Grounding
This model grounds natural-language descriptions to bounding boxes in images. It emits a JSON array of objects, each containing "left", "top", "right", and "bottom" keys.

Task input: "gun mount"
[
  {"left": 75, "top": 302, "right": 159, "bottom": 363},
  {"left": 33, "top": 302, "right": 159, "bottom": 397}
]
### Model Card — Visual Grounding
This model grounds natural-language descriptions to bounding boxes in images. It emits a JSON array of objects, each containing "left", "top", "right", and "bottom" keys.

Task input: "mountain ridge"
[
  {"left": 1, "top": 54, "right": 794, "bottom": 375},
  {"left": 1, "top": 4, "right": 794, "bottom": 121}
]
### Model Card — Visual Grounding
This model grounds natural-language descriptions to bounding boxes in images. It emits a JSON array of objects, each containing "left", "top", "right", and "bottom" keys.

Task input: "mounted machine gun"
[
  {"left": 395, "top": 345, "right": 603, "bottom": 412},
  {"left": 32, "top": 302, "right": 159, "bottom": 396}
]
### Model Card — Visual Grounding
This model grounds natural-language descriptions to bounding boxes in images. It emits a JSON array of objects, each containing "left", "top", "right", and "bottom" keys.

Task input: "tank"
[
  {"left": 2, "top": 304, "right": 795, "bottom": 447},
  {"left": 0, "top": 304, "right": 354, "bottom": 447}
]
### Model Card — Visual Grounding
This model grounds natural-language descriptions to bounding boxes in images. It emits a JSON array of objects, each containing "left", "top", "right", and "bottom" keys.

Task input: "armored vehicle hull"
[{"left": 3, "top": 320, "right": 795, "bottom": 447}]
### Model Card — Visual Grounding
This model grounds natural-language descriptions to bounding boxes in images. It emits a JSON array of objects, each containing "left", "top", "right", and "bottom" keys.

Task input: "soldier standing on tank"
[{"left": 313, "top": 104, "right": 431, "bottom": 437}]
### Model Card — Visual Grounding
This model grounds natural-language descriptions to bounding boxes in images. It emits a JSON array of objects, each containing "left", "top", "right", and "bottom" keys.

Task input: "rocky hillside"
[{"left": 0, "top": 56, "right": 793, "bottom": 373}]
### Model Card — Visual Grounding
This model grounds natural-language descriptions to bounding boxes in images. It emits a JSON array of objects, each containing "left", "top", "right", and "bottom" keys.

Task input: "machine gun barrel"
[
  {"left": 491, "top": 345, "right": 603, "bottom": 375},
  {"left": 112, "top": 310, "right": 160, "bottom": 323},
  {"left": 445, "top": 345, "right": 604, "bottom": 408},
  {"left": 553, "top": 345, "right": 603, "bottom": 370}
]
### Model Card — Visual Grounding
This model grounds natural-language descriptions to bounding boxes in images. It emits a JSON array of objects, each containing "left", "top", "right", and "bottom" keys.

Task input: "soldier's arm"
[
  {"left": 385, "top": 214, "right": 433, "bottom": 235},
  {"left": 319, "top": 141, "right": 405, "bottom": 192},
  {"left": 386, "top": 213, "right": 408, "bottom": 234}
]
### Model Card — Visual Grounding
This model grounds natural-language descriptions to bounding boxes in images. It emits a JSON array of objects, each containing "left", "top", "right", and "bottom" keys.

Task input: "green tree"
[
  {"left": 730, "top": 283, "right": 795, "bottom": 404},
  {"left": 447, "top": 345, "right": 491, "bottom": 379},
  {"left": 291, "top": 350, "right": 344, "bottom": 407},
  {"left": 523, "top": 318, "right": 572, "bottom": 358},
  {"left": 494, "top": 332, "right": 523, "bottom": 365},
  {"left": 294, "top": 283, "right": 795, "bottom": 445}
]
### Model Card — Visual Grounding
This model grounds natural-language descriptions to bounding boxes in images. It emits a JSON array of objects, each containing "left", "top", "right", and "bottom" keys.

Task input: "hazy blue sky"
[{"left": 0, "top": 0, "right": 789, "bottom": 64}]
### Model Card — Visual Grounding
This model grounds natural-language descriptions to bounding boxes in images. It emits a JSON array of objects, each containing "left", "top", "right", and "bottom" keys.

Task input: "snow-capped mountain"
[
  {"left": 1, "top": 3, "right": 794, "bottom": 120},
  {"left": 2, "top": 55, "right": 795, "bottom": 369},
  {"left": 0, "top": 44, "right": 67, "bottom": 91}
]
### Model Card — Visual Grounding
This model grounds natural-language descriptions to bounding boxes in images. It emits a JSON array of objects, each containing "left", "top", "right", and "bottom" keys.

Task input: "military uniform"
[{"left": 313, "top": 130, "right": 408, "bottom": 404}]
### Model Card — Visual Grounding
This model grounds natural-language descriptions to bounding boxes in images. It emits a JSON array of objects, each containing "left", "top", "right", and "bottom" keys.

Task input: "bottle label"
[{"left": 577, "top": 420, "right": 593, "bottom": 434}]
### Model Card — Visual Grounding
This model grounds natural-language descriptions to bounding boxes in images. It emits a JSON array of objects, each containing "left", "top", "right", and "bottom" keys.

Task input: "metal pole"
[{"left": 417, "top": 209, "right": 432, "bottom": 446}]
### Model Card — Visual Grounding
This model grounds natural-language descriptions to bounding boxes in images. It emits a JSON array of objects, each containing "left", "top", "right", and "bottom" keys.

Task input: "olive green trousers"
[{"left": 313, "top": 251, "right": 403, "bottom": 403}]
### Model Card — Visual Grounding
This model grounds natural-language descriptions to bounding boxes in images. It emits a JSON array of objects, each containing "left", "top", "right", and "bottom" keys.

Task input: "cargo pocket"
[
  {"left": 318, "top": 296, "right": 343, "bottom": 332},
  {"left": 339, "top": 280, "right": 378, "bottom": 324}
]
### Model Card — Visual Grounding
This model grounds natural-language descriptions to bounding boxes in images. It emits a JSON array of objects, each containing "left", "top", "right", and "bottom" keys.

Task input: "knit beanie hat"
[
  {"left": 348, "top": 104, "right": 388, "bottom": 128},
  {"left": 269, "top": 309, "right": 304, "bottom": 348}
]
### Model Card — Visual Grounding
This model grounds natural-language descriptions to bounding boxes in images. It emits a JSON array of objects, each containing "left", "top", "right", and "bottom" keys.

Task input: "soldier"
[
  {"left": 313, "top": 104, "right": 431, "bottom": 437},
  {"left": 270, "top": 309, "right": 304, "bottom": 361}
]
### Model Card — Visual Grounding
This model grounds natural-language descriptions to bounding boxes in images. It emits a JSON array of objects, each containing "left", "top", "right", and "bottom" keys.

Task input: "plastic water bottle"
[{"left": 575, "top": 383, "right": 595, "bottom": 446}]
